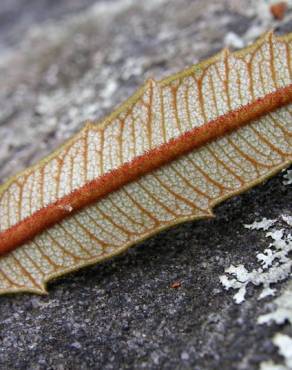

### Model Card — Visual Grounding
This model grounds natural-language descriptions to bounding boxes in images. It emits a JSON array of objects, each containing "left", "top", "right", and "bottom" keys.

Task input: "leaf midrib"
[{"left": 1, "top": 83, "right": 292, "bottom": 256}]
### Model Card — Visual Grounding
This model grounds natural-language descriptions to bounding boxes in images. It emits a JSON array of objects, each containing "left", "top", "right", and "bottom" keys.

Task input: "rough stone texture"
[{"left": 0, "top": 1, "right": 291, "bottom": 369}]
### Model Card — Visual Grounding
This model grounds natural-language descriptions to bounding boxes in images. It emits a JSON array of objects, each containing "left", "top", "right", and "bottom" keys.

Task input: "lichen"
[
  {"left": 220, "top": 218, "right": 292, "bottom": 304},
  {"left": 258, "top": 280, "right": 292, "bottom": 369},
  {"left": 282, "top": 215, "right": 292, "bottom": 227},
  {"left": 283, "top": 169, "right": 292, "bottom": 186},
  {"left": 260, "top": 333, "right": 292, "bottom": 370},
  {"left": 258, "top": 280, "right": 292, "bottom": 325},
  {"left": 220, "top": 215, "right": 292, "bottom": 368},
  {"left": 244, "top": 218, "right": 277, "bottom": 231}
]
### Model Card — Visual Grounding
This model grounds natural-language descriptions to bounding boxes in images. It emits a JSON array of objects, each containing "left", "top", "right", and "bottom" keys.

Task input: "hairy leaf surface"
[{"left": 0, "top": 32, "right": 291, "bottom": 294}]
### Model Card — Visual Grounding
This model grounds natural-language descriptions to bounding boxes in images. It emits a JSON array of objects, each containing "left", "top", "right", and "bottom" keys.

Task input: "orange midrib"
[{"left": 1, "top": 84, "right": 292, "bottom": 256}]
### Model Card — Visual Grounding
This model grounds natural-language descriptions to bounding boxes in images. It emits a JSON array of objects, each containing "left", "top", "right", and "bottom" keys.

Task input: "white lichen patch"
[
  {"left": 224, "top": 32, "right": 245, "bottom": 49},
  {"left": 244, "top": 218, "right": 277, "bottom": 231},
  {"left": 220, "top": 219, "right": 291, "bottom": 304},
  {"left": 282, "top": 215, "right": 292, "bottom": 227},
  {"left": 260, "top": 334, "right": 292, "bottom": 370},
  {"left": 273, "top": 334, "right": 292, "bottom": 369},
  {"left": 283, "top": 169, "right": 292, "bottom": 186},
  {"left": 221, "top": 216, "right": 292, "bottom": 368},
  {"left": 258, "top": 280, "right": 292, "bottom": 325},
  {"left": 257, "top": 265, "right": 292, "bottom": 370}
]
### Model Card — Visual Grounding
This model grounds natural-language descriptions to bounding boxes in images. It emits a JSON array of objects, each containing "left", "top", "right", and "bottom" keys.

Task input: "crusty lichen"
[
  {"left": 220, "top": 211, "right": 292, "bottom": 369},
  {"left": 258, "top": 280, "right": 292, "bottom": 369},
  {"left": 258, "top": 280, "right": 292, "bottom": 325},
  {"left": 283, "top": 169, "right": 292, "bottom": 186},
  {"left": 260, "top": 333, "right": 292, "bottom": 370},
  {"left": 220, "top": 218, "right": 291, "bottom": 304}
]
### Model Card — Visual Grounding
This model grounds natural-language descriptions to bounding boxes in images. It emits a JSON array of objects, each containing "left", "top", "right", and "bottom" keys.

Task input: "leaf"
[{"left": 0, "top": 32, "right": 291, "bottom": 295}]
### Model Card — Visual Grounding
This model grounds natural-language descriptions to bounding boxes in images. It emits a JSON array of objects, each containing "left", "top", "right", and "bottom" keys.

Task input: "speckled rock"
[{"left": 0, "top": 1, "right": 291, "bottom": 369}]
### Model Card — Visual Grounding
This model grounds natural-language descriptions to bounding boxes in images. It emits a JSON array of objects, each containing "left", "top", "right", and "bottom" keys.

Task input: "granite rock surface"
[{"left": 0, "top": 1, "right": 291, "bottom": 369}]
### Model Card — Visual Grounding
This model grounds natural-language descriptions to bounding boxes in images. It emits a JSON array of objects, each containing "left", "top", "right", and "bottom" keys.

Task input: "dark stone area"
[{"left": 0, "top": 1, "right": 291, "bottom": 369}]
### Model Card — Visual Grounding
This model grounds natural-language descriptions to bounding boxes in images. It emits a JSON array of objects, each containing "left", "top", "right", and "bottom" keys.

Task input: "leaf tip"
[
  {"left": 84, "top": 120, "right": 95, "bottom": 130},
  {"left": 261, "top": 29, "right": 276, "bottom": 43},
  {"left": 221, "top": 47, "right": 231, "bottom": 57},
  {"left": 146, "top": 77, "right": 158, "bottom": 88}
]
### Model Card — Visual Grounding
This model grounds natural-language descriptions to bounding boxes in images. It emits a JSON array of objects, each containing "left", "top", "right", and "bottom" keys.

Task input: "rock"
[{"left": 0, "top": 0, "right": 291, "bottom": 369}]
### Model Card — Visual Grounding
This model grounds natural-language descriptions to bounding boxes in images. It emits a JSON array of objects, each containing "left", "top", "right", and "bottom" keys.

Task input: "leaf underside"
[{"left": 0, "top": 32, "right": 291, "bottom": 294}]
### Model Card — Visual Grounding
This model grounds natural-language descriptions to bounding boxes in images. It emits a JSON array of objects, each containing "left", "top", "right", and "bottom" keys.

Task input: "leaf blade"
[{"left": 0, "top": 32, "right": 291, "bottom": 294}]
